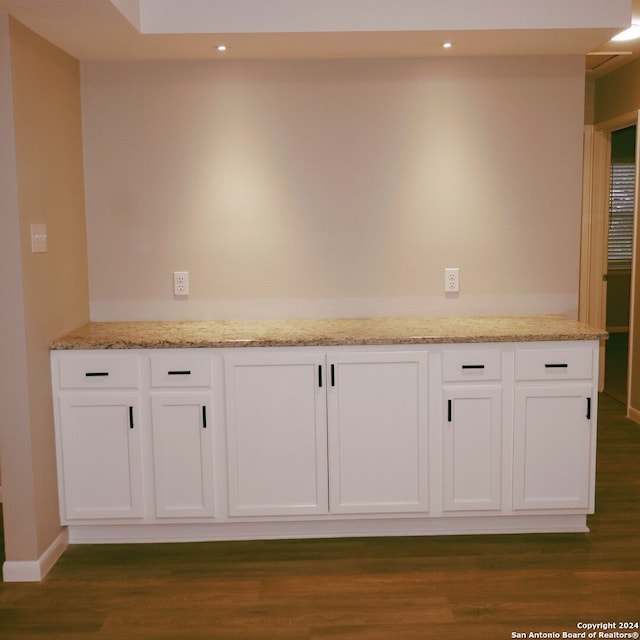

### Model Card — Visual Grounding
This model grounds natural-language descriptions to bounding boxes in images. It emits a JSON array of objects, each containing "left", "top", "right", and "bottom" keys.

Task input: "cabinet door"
[
  {"left": 224, "top": 354, "right": 328, "bottom": 516},
  {"left": 58, "top": 394, "right": 144, "bottom": 521},
  {"left": 151, "top": 393, "right": 215, "bottom": 518},
  {"left": 442, "top": 386, "right": 502, "bottom": 512},
  {"left": 327, "top": 352, "right": 429, "bottom": 514},
  {"left": 513, "top": 385, "right": 595, "bottom": 511}
]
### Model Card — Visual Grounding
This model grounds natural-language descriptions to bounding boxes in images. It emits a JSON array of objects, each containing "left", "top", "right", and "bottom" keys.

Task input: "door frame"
[
  {"left": 580, "top": 110, "right": 640, "bottom": 422},
  {"left": 580, "top": 124, "right": 610, "bottom": 391}
]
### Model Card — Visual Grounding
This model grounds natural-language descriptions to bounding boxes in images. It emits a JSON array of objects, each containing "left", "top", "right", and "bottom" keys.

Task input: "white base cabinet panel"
[
  {"left": 513, "top": 344, "right": 597, "bottom": 512},
  {"left": 224, "top": 351, "right": 429, "bottom": 517},
  {"left": 150, "top": 393, "right": 215, "bottom": 518},
  {"left": 51, "top": 339, "right": 600, "bottom": 542},
  {"left": 442, "top": 387, "right": 502, "bottom": 512},
  {"left": 327, "top": 352, "right": 429, "bottom": 514},
  {"left": 58, "top": 394, "right": 144, "bottom": 521},
  {"left": 224, "top": 354, "right": 328, "bottom": 516},
  {"left": 513, "top": 385, "right": 595, "bottom": 511}
]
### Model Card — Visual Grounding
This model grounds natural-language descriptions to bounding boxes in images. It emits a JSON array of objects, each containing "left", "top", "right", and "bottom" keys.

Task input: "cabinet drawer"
[
  {"left": 150, "top": 353, "right": 211, "bottom": 387},
  {"left": 515, "top": 347, "right": 593, "bottom": 381},
  {"left": 58, "top": 355, "right": 140, "bottom": 389},
  {"left": 442, "top": 349, "right": 501, "bottom": 382}
]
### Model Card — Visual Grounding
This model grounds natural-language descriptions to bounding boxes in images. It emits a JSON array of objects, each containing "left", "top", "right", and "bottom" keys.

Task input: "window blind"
[{"left": 608, "top": 163, "right": 635, "bottom": 269}]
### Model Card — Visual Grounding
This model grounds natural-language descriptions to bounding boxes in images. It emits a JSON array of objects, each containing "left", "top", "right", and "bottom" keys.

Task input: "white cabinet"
[
  {"left": 54, "top": 353, "right": 144, "bottom": 521},
  {"left": 513, "top": 347, "right": 597, "bottom": 511},
  {"left": 327, "top": 352, "right": 429, "bottom": 514},
  {"left": 58, "top": 394, "right": 144, "bottom": 521},
  {"left": 441, "top": 349, "right": 503, "bottom": 512},
  {"left": 150, "top": 394, "right": 214, "bottom": 518},
  {"left": 224, "top": 353, "right": 328, "bottom": 516},
  {"left": 513, "top": 385, "right": 595, "bottom": 511},
  {"left": 50, "top": 337, "right": 601, "bottom": 541},
  {"left": 442, "top": 386, "right": 503, "bottom": 512},
  {"left": 224, "top": 350, "right": 429, "bottom": 517},
  {"left": 149, "top": 353, "right": 215, "bottom": 519}
]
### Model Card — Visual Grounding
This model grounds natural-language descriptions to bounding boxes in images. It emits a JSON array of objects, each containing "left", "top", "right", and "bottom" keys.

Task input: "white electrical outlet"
[
  {"left": 445, "top": 268, "right": 459, "bottom": 293},
  {"left": 173, "top": 271, "right": 189, "bottom": 296}
]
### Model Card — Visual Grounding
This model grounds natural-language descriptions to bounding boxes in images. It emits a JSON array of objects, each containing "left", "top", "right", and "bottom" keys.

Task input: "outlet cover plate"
[
  {"left": 173, "top": 271, "right": 189, "bottom": 296},
  {"left": 445, "top": 267, "right": 459, "bottom": 293}
]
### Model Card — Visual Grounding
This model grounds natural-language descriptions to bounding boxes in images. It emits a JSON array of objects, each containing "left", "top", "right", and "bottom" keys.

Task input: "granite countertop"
[{"left": 49, "top": 315, "right": 608, "bottom": 350}]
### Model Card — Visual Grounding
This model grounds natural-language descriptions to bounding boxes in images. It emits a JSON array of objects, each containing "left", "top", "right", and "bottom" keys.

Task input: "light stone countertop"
[{"left": 49, "top": 315, "right": 608, "bottom": 350}]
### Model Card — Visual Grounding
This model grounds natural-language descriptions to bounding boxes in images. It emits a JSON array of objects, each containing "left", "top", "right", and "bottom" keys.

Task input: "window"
[{"left": 608, "top": 162, "right": 635, "bottom": 270}]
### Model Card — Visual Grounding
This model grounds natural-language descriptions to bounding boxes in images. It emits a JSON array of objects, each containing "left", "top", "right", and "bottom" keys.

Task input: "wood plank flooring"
[{"left": 1, "top": 392, "right": 639, "bottom": 639}]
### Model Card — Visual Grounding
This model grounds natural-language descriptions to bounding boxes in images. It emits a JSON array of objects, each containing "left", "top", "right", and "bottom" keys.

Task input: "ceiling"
[
  {"left": 587, "top": 0, "right": 640, "bottom": 77},
  {"left": 0, "top": 0, "right": 637, "bottom": 79}
]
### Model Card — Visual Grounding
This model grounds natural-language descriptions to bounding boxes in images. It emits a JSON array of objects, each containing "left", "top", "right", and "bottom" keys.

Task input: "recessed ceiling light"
[
  {"left": 217, "top": 44, "right": 227, "bottom": 52},
  {"left": 443, "top": 42, "right": 453, "bottom": 49},
  {"left": 611, "top": 24, "right": 640, "bottom": 41}
]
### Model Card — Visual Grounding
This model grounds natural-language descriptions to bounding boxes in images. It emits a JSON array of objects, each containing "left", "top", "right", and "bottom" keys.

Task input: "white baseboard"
[{"left": 2, "top": 528, "right": 68, "bottom": 582}]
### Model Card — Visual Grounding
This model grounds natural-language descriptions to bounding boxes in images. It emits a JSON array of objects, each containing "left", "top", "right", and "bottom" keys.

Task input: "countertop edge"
[{"left": 49, "top": 317, "right": 609, "bottom": 351}]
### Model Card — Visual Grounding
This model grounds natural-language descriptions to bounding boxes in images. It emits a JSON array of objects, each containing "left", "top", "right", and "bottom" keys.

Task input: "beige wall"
[
  {"left": 82, "top": 56, "right": 586, "bottom": 321},
  {"left": 0, "top": 16, "right": 89, "bottom": 566}
]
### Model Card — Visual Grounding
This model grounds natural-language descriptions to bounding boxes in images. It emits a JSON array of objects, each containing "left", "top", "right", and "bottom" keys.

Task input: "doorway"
[
  {"left": 580, "top": 111, "right": 640, "bottom": 423},
  {"left": 604, "top": 125, "right": 636, "bottom": 404}
]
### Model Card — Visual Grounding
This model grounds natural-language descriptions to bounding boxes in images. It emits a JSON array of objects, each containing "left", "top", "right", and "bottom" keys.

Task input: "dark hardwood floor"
[{"left": 1, "top": 393, "right": 639, "bottom": 639}]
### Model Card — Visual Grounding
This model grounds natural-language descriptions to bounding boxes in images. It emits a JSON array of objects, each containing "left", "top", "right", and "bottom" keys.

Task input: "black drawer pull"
[
  {"left": 330, "top": 364, "right": 335, "bottom": 387},
  {"left": 447, "top": 399, "right": 452, "bottom": 422},
  {"left": 129, "top": 406, "right": 134, "bottom": 429},
  {"left": 586, "top": 397, "right": 591, "bottom": 420},
  {"left": 85, "top": 371, "right": 109, "bottom": 377},
  {"left": 168, "top": 370, "right": 191, "bottom": 375},
  {"left": 462, "top": 364, "right": 485, "bottom": 370},
  {"left": 545, "top": 363, "right": 568, "bottom": 368},
  {"left": 318, "top": 365, "right": 323, "bottom": 388},
  {"left": 202, "top": 406, "right": 207, "bottom": 429}
]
